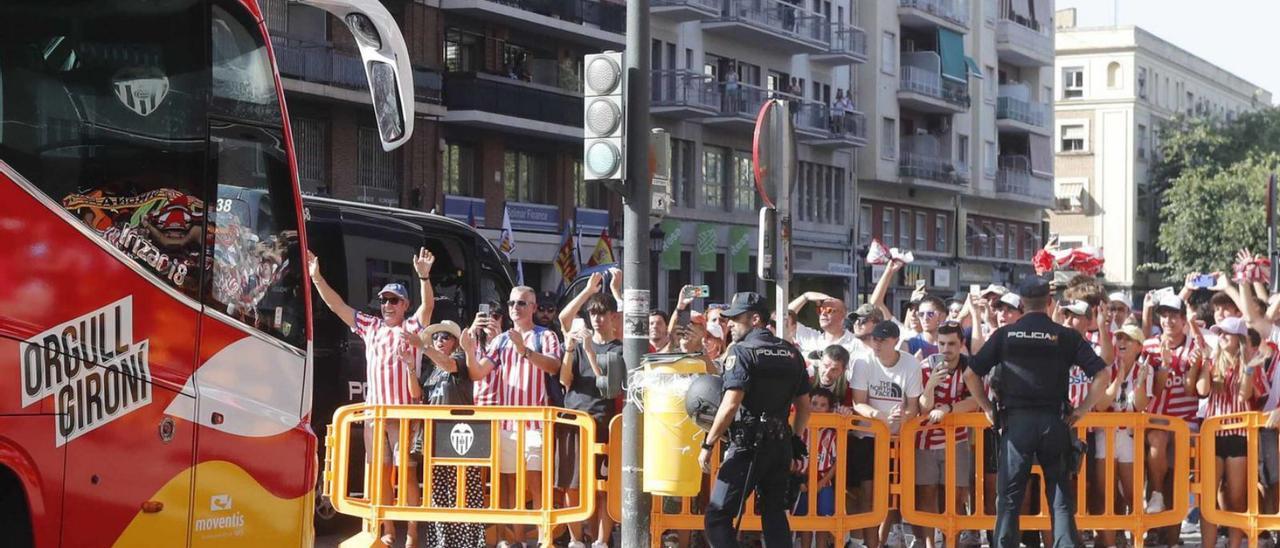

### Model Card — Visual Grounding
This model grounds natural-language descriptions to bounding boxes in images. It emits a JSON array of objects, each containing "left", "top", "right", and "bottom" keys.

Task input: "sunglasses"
[
  {"left": 918, "top": 310, "right": 939, "bottom": 318},
  {"left": 380, "top": 296, "right": 403, "bottom": 305},
  {"left": 818, "top": 306, "right": 839, "bottom": 315},
  {"left": 432, "top": 332, "right": 454, "bottom": 342},
  {"left": 538, "top": 305, "right": 555, "bottom": 312},
  {"left": 508, "top": 300, "right": 531, "bottom": 308}
]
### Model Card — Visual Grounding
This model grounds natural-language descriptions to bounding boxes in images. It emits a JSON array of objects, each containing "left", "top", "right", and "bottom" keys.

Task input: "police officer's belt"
[{"left": 730, "top": 415, "right": 791, "bottom": 446}]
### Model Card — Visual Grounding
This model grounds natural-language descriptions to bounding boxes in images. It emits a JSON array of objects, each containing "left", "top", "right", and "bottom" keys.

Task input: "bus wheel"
[{"left": 0, "top": 466, "right": 33, "bottom": 548}]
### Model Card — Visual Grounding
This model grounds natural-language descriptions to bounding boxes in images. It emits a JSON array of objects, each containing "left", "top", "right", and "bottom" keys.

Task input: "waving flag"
[
  {"left": 586, "top": 228, "right": 616, "bottom": 267},
  {"left": 497, "top": 206, "right": 516, "bottom": 258},
  {"left": 554, "top": 221, "right": 579, "bottom": 287}
]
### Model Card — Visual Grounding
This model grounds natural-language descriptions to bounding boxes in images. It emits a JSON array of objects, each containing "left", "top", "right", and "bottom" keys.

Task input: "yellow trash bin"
[{"left": 642, "top": 353, "right": 709, "bottom": 497}]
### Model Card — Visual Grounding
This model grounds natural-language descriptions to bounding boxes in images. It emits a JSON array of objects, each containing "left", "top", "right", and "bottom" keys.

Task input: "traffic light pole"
[{"left": 620, "top": 0, "right": 652, "bottom": 544}]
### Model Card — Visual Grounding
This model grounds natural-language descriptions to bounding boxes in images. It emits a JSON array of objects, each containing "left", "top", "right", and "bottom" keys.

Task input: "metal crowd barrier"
[
  {"left": 323, "top": 404, "right": 605, "bottom": 547},
  {"left": 606, "top": 412, "right": 892, "bottom": 546},
  {"left": 1198, "top": 412, "right": 1280, "bottom": 545}
]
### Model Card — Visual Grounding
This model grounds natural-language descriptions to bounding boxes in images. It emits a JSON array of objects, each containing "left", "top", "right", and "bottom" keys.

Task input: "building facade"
[
  {"left": 853, "top": 0, "right": 1055, "bottom": 310},
  {"left": 1051, "top": 9, "right": 1271, "bottom": 291}
]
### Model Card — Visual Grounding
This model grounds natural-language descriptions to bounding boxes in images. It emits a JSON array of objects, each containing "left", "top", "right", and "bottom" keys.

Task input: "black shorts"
[
  {"left": 846, "top": 434, "right": 876, "bottom": 485},
  {"left": 554, "top": 415, "right": 611, "bottom": 489},
  {"left": 1216, "top": 434, "right": 1248, "bottom": 459}
]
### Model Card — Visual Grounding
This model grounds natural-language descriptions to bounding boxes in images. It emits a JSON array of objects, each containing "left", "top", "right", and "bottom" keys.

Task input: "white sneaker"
[
  {"left": 591, "top": 542, "right": 609, "bottom": 548},
  {"left": 935, "top": 529, "right": 945, "bottom": 546},
  {"left": 909, "top": 539, "right": 925, "bottom": 548},
  {"left": 1146, "top": 492, "right": 1166, "bottom": 513},
  {"left": 957, "top": 531, "right": 981, "bottom": 547},
  {"left": 1181, "top": 519, "right": 1199, "bottom": 534},
  {"left": 887, "top": 527, "right": 906, "bottom": 548},
  {"left": 568, "top": 542, "right": 587, "bottom": 548}
]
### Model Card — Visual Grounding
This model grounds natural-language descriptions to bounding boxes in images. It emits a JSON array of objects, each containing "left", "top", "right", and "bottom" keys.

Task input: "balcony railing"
[
  {"left": 900, "top": 65, "right": 970, "bottom": 108},
  {"left": 444, "top": 73, "right": 582, "bottom": 127},
  {"left": 272, "top": 37, "right": 443, "bottom": 103},
  {"left": 651, "top": 69, "right": 722, "bottom": 111},
  {"left": 899, "top": 151, "right": 966, "bottom": 184},
  {"left": 996, "top": 96, "right": 1048, "bottom": 128},
  {"left": 796, "top": 103, "right": 868, "bottom": 142},
  {"left": 996, "top": 156, "right": 1053, "bottom": 200},
  {"left": 654, "top": 0, "right": 720, "bottom": 12},
  {"left": 898, "top": 0, "right": 969, "bottom": 28},
  {"left": 996, "top": 7, "right": 1053, "bottom": 64},
  {"left": 485, "top": 0, "right": 625, "bottom": 33},
  {"left": 821, "top": 23, "right": 869, "bottom": 59},
  {"left": 714, "top": 0, "right": 829, "bottom": 48}
]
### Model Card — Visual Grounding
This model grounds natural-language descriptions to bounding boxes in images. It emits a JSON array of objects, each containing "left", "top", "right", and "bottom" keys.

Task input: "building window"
[
  {"left": 958, "top": 134, "right": 970, "bottom": 168},
  {"left": 882, "top": 207, "right": 895, "bottom": 247},
  {"left": 898, "top": 210, "right": 910, "bottom": 249},
  {"left": 985, "top": 141, "right": 996, "bottom": 176},
  {"left": 1107, "top": 62, "right": 1122, "bottom": 89},
  {"left": 1007, "top": 224, "right": 1017, "bottom": 259},
  {"left": 356, "top": 127, "right": 401, "bottom": 206},
  {"left": 994, "top": 224, "right": 1006, "bottom": 259},
  {"left": 504, "top": 150, "right": 548, "bottom": 203},
  {"left": 966, "top": 219, "right": 979, "bottom": 256},
  {"left": 881, "top": 31, "right": 896, "bottom": 74},
  {"left": 1137, "top": 67, "right": 1148, "bottom": 99},
  {"left": 860, "top": 204, "right": 873, "bottom": 245},
  {"left": 1060, "top": 124, "right": 1086, "bottom": 152},
  {"left": 672, "top": 138, "right": 695, "bottom": 207},
  {"left": 444, "top": 28, "right": 482, "bottom": 73},
  {"left": 703, "top": 146, "right": 726, "bottom": 208},
  {"left": 1137, "top": 124, "right": 1148, "bottom": 160},
  {"left": 935, "top": 214, "right": 948, "bottom": 253},
  {"left": 260, "top": 0, "right": 288, "bottom": 33},
  {"left": 1055, "top": 180, "right": 1085, "bottom": 212},
  {"left": 882, "top": 117, "right": 897, "bottom": 159},
  {"left": 1022, "top": 226, "right": 1036, "bottom": 260},
  {"left": 575, "top": 160, "right": 609, "bottom": 209},
  {"left": 985, "top": 65, "right": 996, "bottom": 103},
  {"left": 443, "top": 141, "right": 478, "bottom": 197},
  {"left": 733, "top": 151, "right": 754, "bottom": 212},
  {"left": 292, "top": 116, "right": 328, "bottom": 195},
  {"left": 1063, "top": 67, "right": 1084, "bottom": 99},
  {"left": 982, "top": 222, "right": 995, "bottom": 256},
  {"left": 914, "top": 212, "right": 926, "bottom": 250}
]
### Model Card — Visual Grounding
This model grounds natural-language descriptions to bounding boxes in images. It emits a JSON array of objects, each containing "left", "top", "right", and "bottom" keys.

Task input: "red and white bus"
[{"left": 0, "top": 0, "right": 415, "bottom": 545}]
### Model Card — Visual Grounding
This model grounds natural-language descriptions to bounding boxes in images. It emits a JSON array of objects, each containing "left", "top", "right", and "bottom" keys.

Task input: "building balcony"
[
  {"left": 995, "top": 96, "right": 1050, "bottom": 135},
  {"left": 651, "top": 70, "right": 722, "bottom": 119},
  {"left": 703, "top": 0, "right": 830, "bottom": 54},
  {"left": 442, "top": 72, "right": 582, "bottom": 141},
  {"left": 996, "top": 13, "right": 1052, "bottom": 67},
  {"left": 798, "top": 105, "right": 869, "bottom": 148},
  {"left": 995, "top": 157, "right": 1054, "bottom": 207},
  {"left": 271, "top": 37, "right": 443, "bottom": 105},
  {"left": 701, "top": 81, "right": 772, "bottom": 130},
  {"left": 811, "top": 23, "right": 869, "bottom": 65},
  {"left": 897, "top": 0, "right": 969, "bottom": 34},
  {"left": 439, "top": 0, "right": 625, "bottom": 48},
  {"left": 899, "top": 151, "right": 967, "bottom": 189},
  {"left": 899, "top": 65, "right": 969, "bottom": 114},
  {"left": 652, "top": 0, "right": 720, "bottom": 21}
]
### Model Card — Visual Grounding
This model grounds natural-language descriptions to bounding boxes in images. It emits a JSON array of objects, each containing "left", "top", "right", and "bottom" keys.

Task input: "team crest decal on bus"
[
  {"left": 19, "top": 296, "right": 152, "bottom": 446},
  {"left": 112, "top": 67, "right": 170, "bottom": 117}
]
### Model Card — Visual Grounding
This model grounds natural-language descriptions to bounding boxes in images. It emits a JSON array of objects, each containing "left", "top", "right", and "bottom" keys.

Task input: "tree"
[{"left": 1154, "top": 155, "right": 1277, "bottom": 277}]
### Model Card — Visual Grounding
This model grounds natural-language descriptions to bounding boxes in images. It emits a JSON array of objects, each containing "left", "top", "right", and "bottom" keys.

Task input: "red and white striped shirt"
[
  {"left": 353, "top": 312, "right": 423, "bottom": 406},
  {"left": 483, "top": 326, "right": 563, "bottom": 431},
  {"left": 1101, "top": 360, "right": 1149, "bottom": 413},
  {"left": 917, "top": 359, "right": 971, "bottom": 450},
  {"left": 1204, "top": 359, "right": 1269, "bottom": 436},
  {"left": 1143, "top": 336, "right": 1201, "bottom": 419},
  {"left": 797, "top": 427, "right": 837, "bottom": 476}
]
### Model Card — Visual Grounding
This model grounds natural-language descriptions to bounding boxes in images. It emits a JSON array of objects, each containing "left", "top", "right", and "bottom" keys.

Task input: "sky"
[{"left": 1054, "top": 0, "right": 1278, "bottom": 104}]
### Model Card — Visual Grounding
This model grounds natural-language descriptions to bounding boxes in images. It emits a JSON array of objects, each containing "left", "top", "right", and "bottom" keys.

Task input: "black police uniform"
[
  {"left": 704, "top": 294, "right": 811, "bottom": 548},
  {"left": 968, "top": 279, "right": 1107, "bottom": 548}
]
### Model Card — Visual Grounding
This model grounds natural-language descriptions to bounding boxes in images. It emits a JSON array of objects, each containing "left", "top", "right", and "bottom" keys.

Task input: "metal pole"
[{"left": 621, "top": 0, "right": 652, "bottom": 543}]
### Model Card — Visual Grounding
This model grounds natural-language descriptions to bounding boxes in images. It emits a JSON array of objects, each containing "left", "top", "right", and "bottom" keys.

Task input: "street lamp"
[{"left": 649, "top": 223, "right": 665, "bottom": 255}]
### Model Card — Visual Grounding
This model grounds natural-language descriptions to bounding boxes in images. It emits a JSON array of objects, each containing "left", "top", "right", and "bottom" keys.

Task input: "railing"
[
  {"left": 996, "top": 7, "right": 1053, "bottom": 61},
  {"left": 271, "top": 36, "right": 443, "bottom": 103},
  {"left": 1198, "top": 413, "right": 1280, "bottom": 545},
  {"left": 714, "top": 81, "right": 773, "bottom": 119},
  {"left": 900, "top": 65, "right": 970, "bottom": 108},
  {"left": 444, "top": 73, "right": 583, "bottom": 128},
  {"left": 795, "top": 103, "right": 868, "bottom": 142},
  {"left": 898, "top": 0, "right": 970, "bottom": 28},
  {"left": 996, "top": 95, "right": 1048, "bottom": 128},
  {"left": 822, "top": 23, "right": 868, "bottom": 58},
  {"left": 484, "top": 0, "right": 625, "bottom": 33},
  {"left": 899, "top": 150, "right": 966, "bottom": 184},
  {"left": 654, "top": 0, "right": 720, "bottom": 13},
  {"left": 714, "top": 0, "right": 830, "bottom": 47},
  {"left": 651, "top": 69, "right": 722, "bottom": 112},
  {"left": 995, "top": 156, "right": 1053, "bottom": 200}
]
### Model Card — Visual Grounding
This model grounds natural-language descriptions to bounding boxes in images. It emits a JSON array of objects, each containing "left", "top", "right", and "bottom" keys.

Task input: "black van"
[{"left": 303, "top": 196, "right": 515, "bottom": 529}]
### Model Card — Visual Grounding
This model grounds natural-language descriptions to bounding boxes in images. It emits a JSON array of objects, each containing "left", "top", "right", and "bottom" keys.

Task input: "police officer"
[
  {"left": 962, "top": 277, "right": 1111, "bottom": 548},
  {"left": 698, "top": 292, "right": 812, "bottom": 547}
]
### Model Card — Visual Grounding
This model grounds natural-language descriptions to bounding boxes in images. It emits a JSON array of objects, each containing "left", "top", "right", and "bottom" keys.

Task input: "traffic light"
[{"left": 583, "top": 51, "right": 625, "bottom": 181}]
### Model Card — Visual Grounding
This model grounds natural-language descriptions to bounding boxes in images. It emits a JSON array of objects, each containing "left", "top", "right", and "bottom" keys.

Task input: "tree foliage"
[{"left": 1151, "top": 108, "right": 1280, "bottom": 278}]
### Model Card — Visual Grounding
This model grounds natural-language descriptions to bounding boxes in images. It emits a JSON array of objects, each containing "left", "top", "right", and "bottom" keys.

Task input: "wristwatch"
[{"left": 701, "top": 439, "right": 715, "bottom": 450}]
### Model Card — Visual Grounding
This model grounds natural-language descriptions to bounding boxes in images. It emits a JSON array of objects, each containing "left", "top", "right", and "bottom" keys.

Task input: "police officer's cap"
[
  {"left": 870, "top": 320, "right": 900, "bottom": 340},
  {"left": 723, "top": 291, "right": 768, "bottom": 319},
  {"left": 1016, "top": 276, "right": 1052, "bottom": 299}
]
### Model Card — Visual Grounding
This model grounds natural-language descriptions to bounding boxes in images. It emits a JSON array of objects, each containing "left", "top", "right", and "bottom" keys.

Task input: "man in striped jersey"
[
  {"left": 308, "top": 248, "right": 436, "bottom": 546},
  {"left": 914, "top": 323, "right": 978, "bottom": 548},
  {"left": 469, "top": 286, "right": 563, "bottom": 548}
]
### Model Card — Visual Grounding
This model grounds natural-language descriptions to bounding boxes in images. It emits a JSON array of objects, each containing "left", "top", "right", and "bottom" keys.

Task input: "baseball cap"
[
  {"left": 537, "top": 290, "right": 557, "bottom": 307},
  {"left": 1115, "top": 324, "right": 1145, "bottom": 342},
  {"left": 378, "top": 282, "right": 410, "bottom": 301},
  {"left": 1061, "top": 300, "right": 1090, "bottom": 317},
  {"left": 850, "top": 303, "right": 883, "bottom": 321},
  {"left": 870, "top": 321, "right": 901, "bottom": 340},
  {"left": 1016, "top": 276, "right": 1051, "bottom": 299},
  {"left": 723, "top": 291, "right": 768, "bottom": 319},
  {"left": 1155, "top": 294, "right": 1186, "bottom": 314},
  {"left": 1108, "top": 292, "right": 1131, "bottom": 308},
  {"left": 424, "top": 320, "right": 462, "bottom": 340},
  {"left": 998, "top": 293, "right": 1023, "bottom": 310},
  {"left": 1211, "top": 316, "right": 1248, "bottom": 337},
  {"left": 981, "top": 284, "right": 1009, "bottom": 298}
]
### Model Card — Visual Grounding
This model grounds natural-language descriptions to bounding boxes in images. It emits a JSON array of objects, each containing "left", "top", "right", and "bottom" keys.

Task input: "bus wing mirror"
[{"left": 296, "top": 0, "right": 414, "bottom": 151}]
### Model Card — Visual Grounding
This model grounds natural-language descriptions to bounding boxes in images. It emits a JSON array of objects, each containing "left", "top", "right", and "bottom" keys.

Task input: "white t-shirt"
[
  {"left": 850, "top": 350, "right": 924, "bottom": 435},
  {"left": 795, "top": 325, "right": 870, "bottom": 362}
]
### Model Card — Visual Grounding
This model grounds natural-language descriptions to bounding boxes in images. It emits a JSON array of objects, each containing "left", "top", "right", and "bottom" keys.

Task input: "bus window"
[
  {"left": 211, "top": 3, "right": 282, "bottom": 125},
  {"left": 0, "top": 0, "right": 208, "bottom": 298},
  {"left": 422, "top": 234, "right": 468, "bottom": 324}
]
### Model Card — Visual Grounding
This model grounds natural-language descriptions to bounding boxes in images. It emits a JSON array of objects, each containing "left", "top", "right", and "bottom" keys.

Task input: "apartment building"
[
  {"left": 854, "top": 0, "right": 1055, "bottom": 308},
  {"left": 648, "top": 0, "right": 870, "bottom": 309},
  {"left": 270, "top": 0, "right": 623, "bottom": 292},
  {"left": 1051, "top": 9, "right": 1271, "bottom": 291}
]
